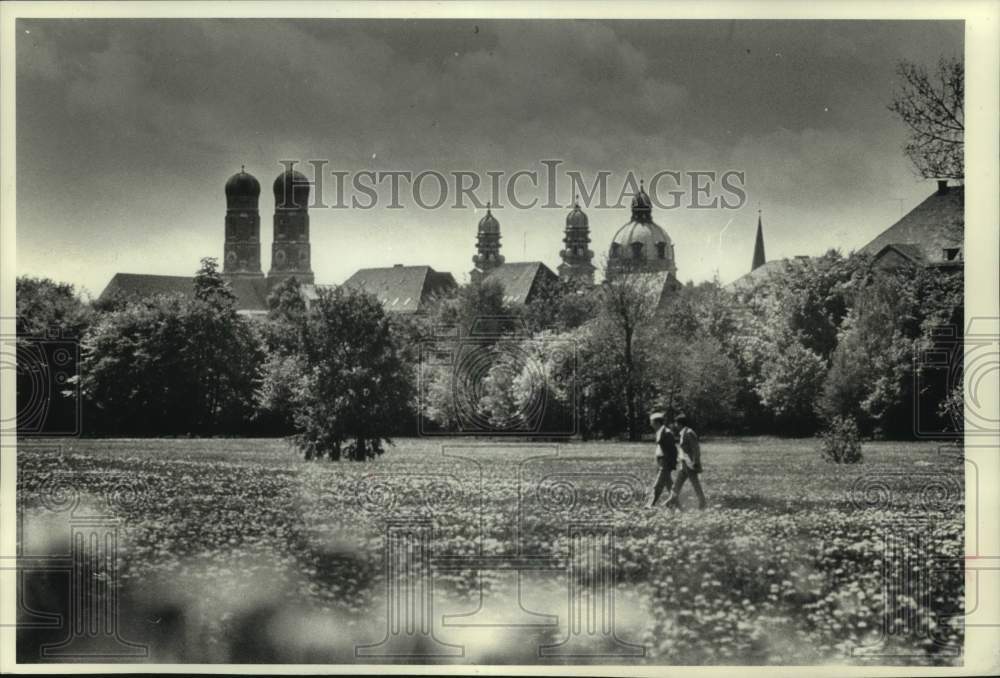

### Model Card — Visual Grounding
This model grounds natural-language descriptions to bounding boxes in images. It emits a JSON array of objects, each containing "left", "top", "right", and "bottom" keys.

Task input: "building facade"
[{"left": 99, "top": 167, "right": 686, "bottom": 316}]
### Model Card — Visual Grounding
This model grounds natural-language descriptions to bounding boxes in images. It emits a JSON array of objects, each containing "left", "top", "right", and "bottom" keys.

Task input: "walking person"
[
  {"left": 664, "top": 414, "right": 707, "bottom": 510},
  {"left": 645, "top": 412, "right": 678, "bottom": 508}
]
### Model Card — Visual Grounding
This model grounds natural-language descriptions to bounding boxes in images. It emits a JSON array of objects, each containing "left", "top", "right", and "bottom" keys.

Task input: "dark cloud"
[{"left": 16, "top": 19, "right": 962, "bottom": 294}]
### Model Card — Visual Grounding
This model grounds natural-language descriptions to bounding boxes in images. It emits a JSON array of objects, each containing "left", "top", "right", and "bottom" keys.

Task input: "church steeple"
[
  {"left": 752, "top": 210, "right": 766, "bottom": 271},
  {"left": 223, "top": 167, "right": 263, "bottom": 277},
  {"left": 558, "top": 196, "right": 595, "bottom": 286},
  {"left": 470, "top": 203, "right": 504, "bottom": 283},
  {"left": 268, "top": 167, "right": 315, "bottom": 287}
]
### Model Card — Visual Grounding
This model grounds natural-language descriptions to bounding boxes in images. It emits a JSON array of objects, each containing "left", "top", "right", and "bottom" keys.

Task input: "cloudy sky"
[{"left": 16, "top": 19, "right": 962, "bottom": 296}]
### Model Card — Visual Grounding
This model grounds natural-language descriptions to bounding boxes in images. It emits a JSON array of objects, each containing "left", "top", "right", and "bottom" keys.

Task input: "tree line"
[{"left": 15, "top": 247, "right": 962, "bottom": 457}]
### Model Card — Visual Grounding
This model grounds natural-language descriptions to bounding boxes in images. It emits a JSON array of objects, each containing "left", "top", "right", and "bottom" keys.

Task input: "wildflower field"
[{"left": 17, "top": 437, "right": 964, "bottom": 665}]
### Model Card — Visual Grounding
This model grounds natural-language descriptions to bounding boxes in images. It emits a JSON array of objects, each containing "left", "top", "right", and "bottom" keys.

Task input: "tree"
[
  {"left": 79, "top": 294, "right": 195, "bottom": 433},
  {"left": 188, "top": 258, "right": 262, "bottom": 432},
  {"left": 254, "top": 351, "right": 307, "bottom": 435},
  {"left": 266, "top": 276, "right": 307, "bottom": 326},
  {"left": 429, "top": 278, "right": 513, "bottom": 337},
  {"left": 815, "top": 313, "right": 871, "bottom": 427},
  {"left": 816, "top": 264, "right": 962, "bottom": 437},
  {"left": 254, "top": 277, "right": 310, "bottom": 433},
  {"left": 261, "top": 276, "right": 308, "bottom": 357},
  {"left": 77, "top": 263, "right": 262, "bottom": 435},
  {"left": 193, "top": 257, "right": 237, "bottom": 307},
  {"left": 645, "top": 334, "right": 743, "bottom": 433},
  {"left": 574, "top": 318, "right": 641, "bottom": 439},
  {"left": 15, "top": 276, "right": 94, "bottom": 434},
  {"left": 657, "top": 279, "right": 745, "bottom": 357},
  {"left": 16, "top": 276, "right": 93, "bottom": 339},
  {"left": 728, "top": 252, "right": 870, "bottom": 434},
  {"left": 753, "top": 331, "right": 827, "bottom": 433},
  {"left": 522, "top": 275, "right": 599, "bottom": 333},
  {"left": 474, "top": 330, "right": 577, "bottom": 434},
  {"left": 417, "top": 280, "right": 520, "bottom": 434},
  {"left": 595, "top": 259, "right": 662, "bottom": 440},
  {"left": 888, "top": 56, "right": 964, "bottom": 180},
  {"left": 738, "top": 251, "right": 863, "bottom": 362},
  {"left": 261, "top": 286, "right": 412, "bottom": 460}
]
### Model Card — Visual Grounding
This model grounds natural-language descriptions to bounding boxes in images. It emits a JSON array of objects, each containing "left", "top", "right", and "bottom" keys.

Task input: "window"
[
  {"left": 610, "top": 243, "right": 621, "bottom": 258},
  {"left": 631, "top": 242, "right": 644, "bottom": 258},
  {"left": 943, "top": 247, "right": 960, "bottom": 261},
  {"left": 655, "top": 242, "right": 666, "bottom": 259}
]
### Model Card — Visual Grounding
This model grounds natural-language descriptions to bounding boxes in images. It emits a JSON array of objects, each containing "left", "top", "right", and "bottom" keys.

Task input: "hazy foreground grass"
[{"left": 17, "top": 437, "right": 963, "bottom": 665}]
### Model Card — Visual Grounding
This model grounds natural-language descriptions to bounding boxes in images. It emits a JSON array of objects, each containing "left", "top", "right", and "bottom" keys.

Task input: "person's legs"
[
  {"left": 648, "top": 460, "right": 671, "bottom": 507},
  {"left": 688, "top": 473, "right": 707, "bottom": 509},
  {"left": 664, "top": 466, "right": 689, "bottom": 508}
]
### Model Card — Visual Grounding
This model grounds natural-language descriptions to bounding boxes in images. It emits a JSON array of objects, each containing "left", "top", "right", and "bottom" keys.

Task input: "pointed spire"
[{"left": 752, "top": 209, "right": 766, "bottom": 271}]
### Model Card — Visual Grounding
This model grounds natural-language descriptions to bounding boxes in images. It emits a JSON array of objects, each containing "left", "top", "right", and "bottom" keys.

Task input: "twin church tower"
[
  {"left": 216, "top": 164, "right": 682, "bottom": 312},
  {"left": 222, "top": 164, "right": 618, "bottom": 292},
  {"left": 223, "top": 167, "right": 315, "bottom": 286}
]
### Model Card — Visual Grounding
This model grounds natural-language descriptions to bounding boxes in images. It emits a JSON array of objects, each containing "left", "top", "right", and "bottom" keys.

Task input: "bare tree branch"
[{"left": 888, "top": 57, "right": 964, "bottom": 180}]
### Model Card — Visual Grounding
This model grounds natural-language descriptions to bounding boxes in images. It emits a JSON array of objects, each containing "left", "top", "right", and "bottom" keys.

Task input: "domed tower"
[
  {"left": 606, "top": 180, "right": 677, "bottom": 280},
  {"left": 223, "top": 166, "right": 263, "bottom": 277},
  {"left": 268, "top": 167, "right": 314, "bottom": 286},
  {"left": 558, "top": 198, "right": 595, "bottom": 286},
  {"left": 470, "top": 204, "right": 505, "bottom": 283}
]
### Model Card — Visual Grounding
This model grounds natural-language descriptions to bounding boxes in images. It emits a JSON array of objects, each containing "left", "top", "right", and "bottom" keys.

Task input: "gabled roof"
[
  {"left": 859, "top": 184, "right": 964, "bottom": 263},
  {"left": 98, "top": 273, "right": 269, "bottom": 312},
  {"left": 99, "top": 273, "right": 194, "bottom": 302},
  {"left": 342, "top": 265, "right": 457, "bottom": 313},
  {"left": 728, "top": 256, "right": 812, "bottom": 289},
  {"left": 299, "top": 283, "right": 337, "bottom": 304},
  {"left": 872, "top": 243, "right": 925, "bottom": 265},
  {"left": 225, "top": 277, "right": 269, "bottom": 312},
  {"left": 482, "top": 261, "right": 558, "bottom": 306}
]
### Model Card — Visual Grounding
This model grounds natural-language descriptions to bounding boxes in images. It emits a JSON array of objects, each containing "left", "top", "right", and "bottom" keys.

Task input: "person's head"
[
  {"left": 649, "top": 412, "right": 665, "bottom": 429},
  {"left": 674, "top": 413, "right": 689, "bottom": 431}
]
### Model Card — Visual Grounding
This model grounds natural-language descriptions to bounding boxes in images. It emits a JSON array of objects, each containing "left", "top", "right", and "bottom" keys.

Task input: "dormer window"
[
  {"left": 610, "top": 243, "right": 621, "bottom": 258},
  {"left": 943, "top": 247, "right": 960, "bottom": 261},
  {"left": 631, "top": 242, "right": 644, "bottom": 258},
  {"left": 655, "top": 242, "right": 666, "bottom": 259}
]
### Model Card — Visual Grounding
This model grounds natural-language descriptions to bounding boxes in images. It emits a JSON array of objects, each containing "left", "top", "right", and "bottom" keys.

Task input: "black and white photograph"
[{"left": 2, "top": 0, "right": 998, "bottom": 673}]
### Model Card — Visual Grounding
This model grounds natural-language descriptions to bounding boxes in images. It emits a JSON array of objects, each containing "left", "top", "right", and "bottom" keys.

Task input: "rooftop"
[
  {"left": 481, "top": 261, "right": 558, "bottom": 306},
  {"left": 98, "top": 273, "right": 269, "bottom": 313},
  {"left": 342, "top": 265, "right": 457, "bottom": 313},
  {"left": 859, "top": 182, "right": 964, "bottom": 263}
]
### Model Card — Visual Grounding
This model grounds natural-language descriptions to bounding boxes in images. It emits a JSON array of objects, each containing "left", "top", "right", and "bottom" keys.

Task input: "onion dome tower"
[
  {"left": 223, "top": 166, "right": 263, "bottom": 277},
  {"left": 268, "top": 167, "right": 314, "bottom": 286},
  {"left": 607, "top": 180, "right": 677, "bottom": 280},
  {"left": 558, "top": 197, "right": 595, "bottom": 286},
  {"left": 470, "top": 203, "right": 505, "bottom": 284}
]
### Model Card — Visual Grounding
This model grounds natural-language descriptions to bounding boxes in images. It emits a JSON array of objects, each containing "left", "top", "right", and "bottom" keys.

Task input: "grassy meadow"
[{"left": 16, "top": 436, "right": 964, "bottom": 665}]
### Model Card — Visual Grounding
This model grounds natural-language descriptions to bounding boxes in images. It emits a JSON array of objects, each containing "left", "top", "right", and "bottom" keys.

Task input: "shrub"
[{"left": 819, "top": 415, "right": 863, "bottom": 464}]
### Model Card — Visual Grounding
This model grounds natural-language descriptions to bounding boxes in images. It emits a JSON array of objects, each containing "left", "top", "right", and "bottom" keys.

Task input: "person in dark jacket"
[
  {"left": 646, "top": 412, "right": 678, "bottom": 508},
  {"left": 664, "top": 413, "right": 707, "bottom": 510}
]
